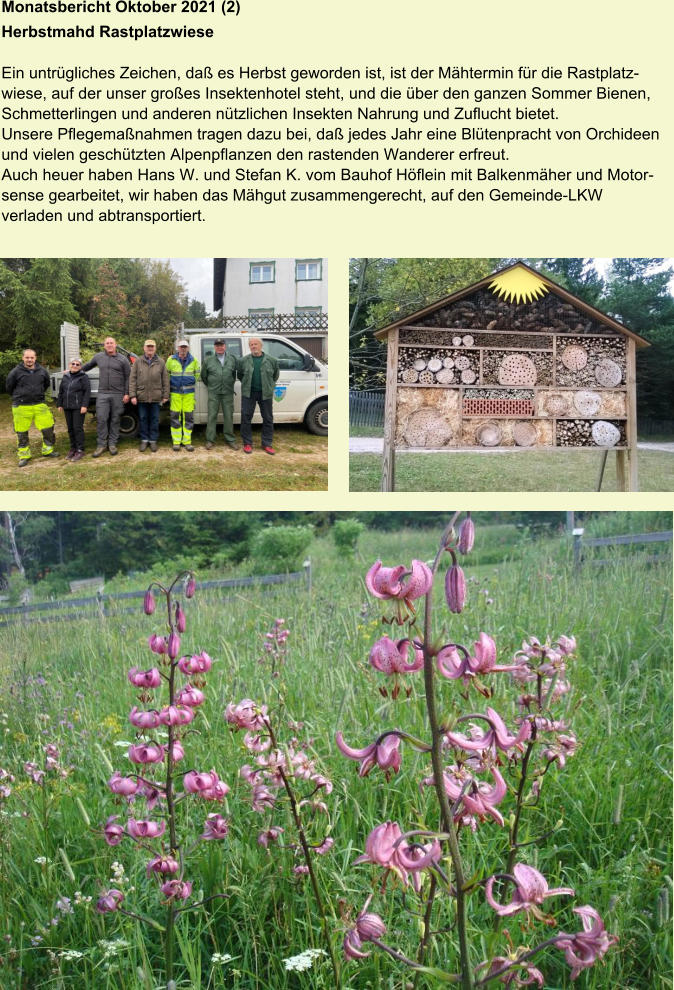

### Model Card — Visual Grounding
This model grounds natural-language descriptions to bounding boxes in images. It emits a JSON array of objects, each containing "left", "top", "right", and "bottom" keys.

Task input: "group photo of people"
[{"left": 0, "top": 258, "right": 329, "bottom": 492}]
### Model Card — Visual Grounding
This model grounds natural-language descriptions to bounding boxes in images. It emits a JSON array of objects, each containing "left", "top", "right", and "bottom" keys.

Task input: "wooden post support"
[
  {"left": 380, "top": 328, "right": 399, "bottom": 492},
  {"left": 626, "top": 337, "right": 639, "bottom": 491},
  {"left": 595, "top": 450, "right": 608, "bottom": 491},
  {"left": 615, "top": 450, "right": 627, "bottom": 491}
]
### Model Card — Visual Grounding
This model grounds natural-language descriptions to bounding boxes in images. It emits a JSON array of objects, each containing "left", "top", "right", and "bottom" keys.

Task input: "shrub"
[
  {"left": 332, "top": 518, "right": 364, "bottom": 556},
  {"left": 250, "top": 525, "right": 313, "bottom": 573}
]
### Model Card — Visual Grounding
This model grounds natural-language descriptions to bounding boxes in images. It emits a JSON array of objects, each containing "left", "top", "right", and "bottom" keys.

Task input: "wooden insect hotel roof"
[{"left": 374, "top": 261, "right": 650, "bottom": 347}]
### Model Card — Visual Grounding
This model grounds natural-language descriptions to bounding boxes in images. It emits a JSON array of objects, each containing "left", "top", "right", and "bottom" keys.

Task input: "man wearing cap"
[
  {"left": 165, "top": 339, "right": 199, "bottom": 451},
  {"left": 238, "top": 337, "right": 280, "bottom": 455},
  {"left": 200, "top": 338, "right": 239, "bottom": 450},
  {"left": 5, "top": 348, "right": 59, "bottom": 467},
  {"left": 81, "top": 336, "right": 131, "bottom": 457},
  {"left": 129, "top": 339, "right": 169, "bottom": 452}
]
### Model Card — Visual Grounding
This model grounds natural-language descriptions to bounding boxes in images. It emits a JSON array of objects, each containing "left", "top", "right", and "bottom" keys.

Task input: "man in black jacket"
[
  {"left": 81, "top": 336, "right": 130, "bottom": 456},
  {"left": 5, "top": 349, "right": 59, "bottom": 467}
]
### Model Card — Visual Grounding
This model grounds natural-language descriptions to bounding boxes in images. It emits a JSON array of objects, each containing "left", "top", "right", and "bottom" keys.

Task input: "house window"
[
  {"left": 296, "top": 259, "right": 322, "bottom": 281},
  {"left": 249, "top": 262, "right": 275, "bottom": 284},
  {"left": 295, "top": 307, "right": 322, "bottom": 328},
  {"left": 248, "top": 309, "right": 274, "bottom": 329}
]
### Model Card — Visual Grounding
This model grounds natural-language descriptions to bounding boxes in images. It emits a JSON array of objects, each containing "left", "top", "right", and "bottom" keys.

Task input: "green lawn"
[
  {"left": 350, "top": 449, "right": 674, "bottom": 491},
  {"left": 0, "top": 518, "right": 670, "bottom": 988},
  {"left": 0, "top": 396, "right": 327, "bottom": 491}
]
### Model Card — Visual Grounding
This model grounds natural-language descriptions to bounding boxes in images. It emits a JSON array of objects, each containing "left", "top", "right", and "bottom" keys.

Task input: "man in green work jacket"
[
  {"left": 201, "top": 338, "right": 239, "bottom": 450},
  {"left": 238, "top": 337, "right": 280, "bottom": 455}
]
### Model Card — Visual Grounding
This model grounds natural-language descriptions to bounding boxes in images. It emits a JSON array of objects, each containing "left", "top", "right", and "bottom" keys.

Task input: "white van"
[
  {"left": 51, "top": 324, "right": 328, "bottom": 437},
  {"left": 188, "top": 329, "right": 328, "bottom": 435}
]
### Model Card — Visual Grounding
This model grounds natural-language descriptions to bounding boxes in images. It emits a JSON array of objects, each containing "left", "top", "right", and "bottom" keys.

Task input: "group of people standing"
[{"left": 4, "top": 335, "right": 280, "bottom": 466}]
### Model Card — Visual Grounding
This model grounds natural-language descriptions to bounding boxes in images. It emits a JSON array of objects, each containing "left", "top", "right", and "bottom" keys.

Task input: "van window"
[
  {"left": 262, "top": 339, "right": 306, "bottom": 371},
  {"left": 202, "top": 338, "right": 243, "bottom": 361}
]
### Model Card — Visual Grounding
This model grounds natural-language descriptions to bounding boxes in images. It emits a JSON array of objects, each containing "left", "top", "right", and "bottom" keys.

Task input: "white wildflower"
[
  {"left": 59, "top": 949, "right": 84, "bottom": 961},
  {"left": 211, "top": 952, "right": 234, "bottom": 965},
  {"left": 283, "top": 948, "right": 327, "bottom": 971},
  {"left": 34, "top": 856, "right": 48, "bottom": 865}
]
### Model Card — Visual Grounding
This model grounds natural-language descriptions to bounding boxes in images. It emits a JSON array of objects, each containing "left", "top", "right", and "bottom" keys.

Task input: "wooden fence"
[
  {"left": 349, "top": 389, "right": 385, "bottom": 429},
  {"left": 573, "top": 530, "right": 672, "bottom": 570},
  {"left": 0, "top": 565, "right": 311, "bottom": 627}
]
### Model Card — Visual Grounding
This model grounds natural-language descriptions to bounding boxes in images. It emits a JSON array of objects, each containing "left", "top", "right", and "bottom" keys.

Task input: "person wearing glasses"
[
  {"left": 128, "top": 339, "right": 169, "bottom": 452},
  {"left": 57, "top": 357, "right": 92, "bottom": 462}
]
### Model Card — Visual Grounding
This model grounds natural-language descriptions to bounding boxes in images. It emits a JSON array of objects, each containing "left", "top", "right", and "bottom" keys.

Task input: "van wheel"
[
  {"left": 305, "top": 399, "right": 328, "bottom": 436},
  {"left": 119, "top": 406, "right": 139, "bottom": 437}
]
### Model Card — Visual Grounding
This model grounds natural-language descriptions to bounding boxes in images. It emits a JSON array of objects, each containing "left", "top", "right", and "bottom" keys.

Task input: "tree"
[
  {"left": 349, "top": 258, "right": 498, "bottom": 389},
  {"left": 602, "top": 258, "right": 674, "bottom": 421}
]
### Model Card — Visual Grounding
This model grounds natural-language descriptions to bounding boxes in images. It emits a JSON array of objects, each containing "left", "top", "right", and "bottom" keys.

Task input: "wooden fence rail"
[
  {"left": 573, "top": 530, "right": 672, "bottom": 570},
  {"left": 0, "top": 565, "right": 311, "bottom": 627}
]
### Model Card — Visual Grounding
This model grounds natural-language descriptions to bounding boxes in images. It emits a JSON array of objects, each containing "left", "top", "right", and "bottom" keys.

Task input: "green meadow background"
[{"left": 0, "top": 512, "right": 671, "bottom": 988}]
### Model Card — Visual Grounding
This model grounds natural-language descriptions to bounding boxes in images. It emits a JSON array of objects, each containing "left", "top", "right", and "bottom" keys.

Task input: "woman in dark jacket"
[{"left": 57, "top": 358, "right": 92, "bottom": 461}]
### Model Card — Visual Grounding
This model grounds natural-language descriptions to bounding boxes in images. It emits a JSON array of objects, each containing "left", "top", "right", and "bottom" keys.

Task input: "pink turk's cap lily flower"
[
  {"left": 445, "top": 564, "right": 466, "bottom": 613},
  {"left": 178, "top": 651, "right": 212, "bottom": 675},
  {"left": 129, "top": 706, "right": 162, "bottom": 729},
  {"left": 396, "top": 838, "right": 442, "bottom": 873},
  {"left": 146, "top": 855, "right": 179, "bottom": 876},
  {"left": 336, "top": 731, "right": 402, "bottom": 777},
  {"left": 556, "top": 634, "right": 577, "bottom": 655},
  {"left": 457, "top": 516, "right": 475, "bottom": 554},
  {"left": 169, "top": 740, "right": 185, "bottom": 762},
  {"left": 343, "top": 895, "right": 387, "bottom": 959},
  {"left": 128, "top": 742, "right": 165, "bottom": 764},
  {"left": 224, "top": 699, "right": 268, "bottom": 731},
  {"left": 160, "top": 704, "right": 195, "bottom": 727},
  {"left": 314, "top": 837, "right": 334, "bottom": 855},
  {"left": 366, "top": 559, "right": 433, "bottom": 601},
  {"left": 161, "top": 879, "right": 192, "bottom": 900},
  {"left": 148, "top": 635, "right": 167, "bottom": 655},
  {"left": 183, "top": 769, "right": 219, "bottom": 793},
  {"left": 167, "top": 632, "right": 181, "bottom": 659},
  {"left": 128, "top": 666, "right": 161, "bottom": 688},
  {"left": 355, "top": 821, "right": 403, "bottom": 869},
  {"left": 102, "top": 815, "right": 124, "bottom": 846},
  {"left": 369, "top": 636, "right": 424, "bottom": 675},
  {"left": 554, "top": 905, "right": 618, "bottom": 980},
  {"left": 127, "top": 818, "right": 166, "bottom": 839},
  {"left": 258, "top": 826, "right": 284, "bottom": 847},
  {"left": 201, "top": 813, "right": 229, "bottom": 840},
  {"left": 486, "top": 862, "right": 574, "bottom": 920},
  {"left": 476, "top": 955, "right": 544, "bottom": 987},
  {"left": 176, "top": 685, "right": 205, "bottom": 707},
  {"left": 445, "top": 708, "right": 531, "bottom": 756},
  {"left": 95, "top": 889, "right": 124, "bottom": 913},
  {"left": 108, "top": 771, "right": 138, "bottom": 796},
  {"left": 143, "top": 590, "right": 156, "bottom": 615}
]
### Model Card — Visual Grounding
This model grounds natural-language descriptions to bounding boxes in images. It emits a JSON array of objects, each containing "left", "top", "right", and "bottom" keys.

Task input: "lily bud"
[
  {"left": 167, "top": 632, "right": 180, "bottom": 659},
  {"left": 143, "top": 590, "right": 156, "bottom": 615},
  {"left": 175, "top": 604, "right": 186, "bottom": 633},
  {"left": 457, "top": 517, "right": 475, "bottom": 555},
  {"left": 185, "top": 576, "right": 196, "bottom": 599},
  {"left": 445, "top": 564, "right": 466, "bottom": 614}
]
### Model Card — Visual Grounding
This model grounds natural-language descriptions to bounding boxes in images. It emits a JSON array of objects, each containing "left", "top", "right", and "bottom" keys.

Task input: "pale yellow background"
[{"left": 2, "top": 0, "right": 672, "bottom": 512}]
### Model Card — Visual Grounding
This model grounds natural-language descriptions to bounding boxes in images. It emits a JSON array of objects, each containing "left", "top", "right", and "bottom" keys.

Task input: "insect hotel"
[{"left": 376, "top": 262, "right": 649, "bottom": 491}]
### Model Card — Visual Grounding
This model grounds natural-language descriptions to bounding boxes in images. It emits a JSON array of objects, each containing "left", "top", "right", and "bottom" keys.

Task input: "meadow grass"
[
  {"left": 349, "top": 450, "right": 674, "bottom": 492},
  {"left": 0, "top": 519, "right": 671, "bottom": 988},
  {"left": 0, "top": 396, "right": 327, "bottom": 492}
]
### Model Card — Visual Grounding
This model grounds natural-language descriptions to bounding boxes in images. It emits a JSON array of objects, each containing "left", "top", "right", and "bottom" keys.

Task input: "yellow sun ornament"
[{"left": 488, "top": 267, "right": 549, "bottom": 305}]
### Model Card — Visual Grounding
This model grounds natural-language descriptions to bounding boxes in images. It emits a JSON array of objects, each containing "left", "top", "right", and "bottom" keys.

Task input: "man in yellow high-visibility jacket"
[
  {"left": 165, "top": 340, "right": 199, "bottom": 451},
  {"left": 5, "top": 349, "right": 59, "bottom": 467}
]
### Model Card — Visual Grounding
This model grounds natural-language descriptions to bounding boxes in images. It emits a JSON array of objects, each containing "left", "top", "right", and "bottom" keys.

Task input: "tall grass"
[{"left": 0, "top": 519, "right": 670, "bottom": 988}]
